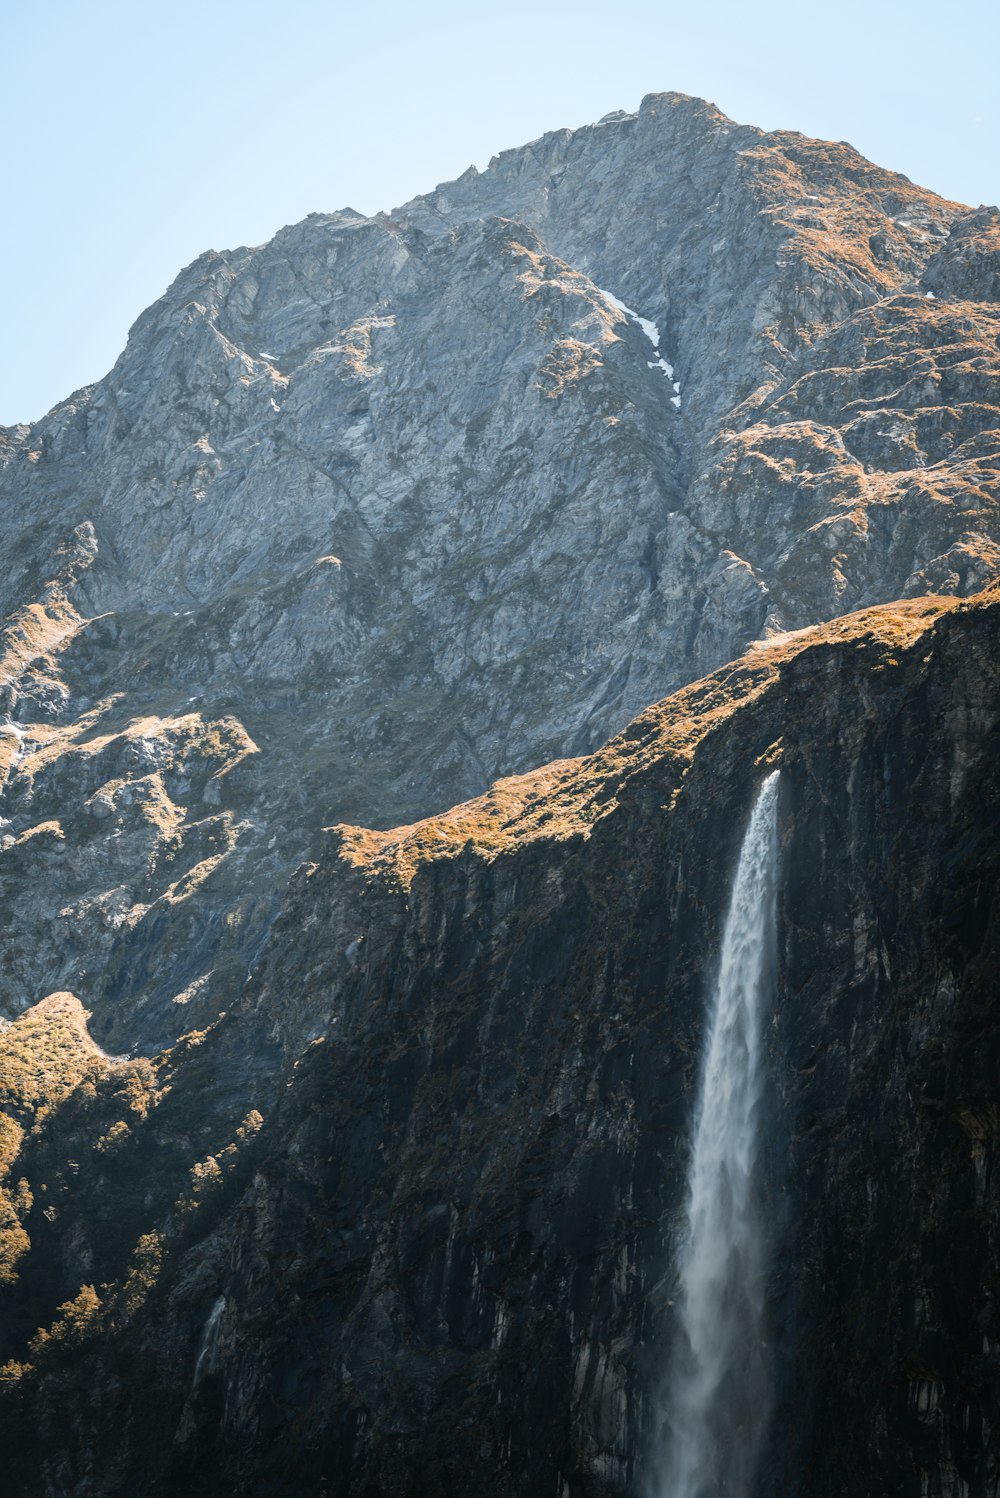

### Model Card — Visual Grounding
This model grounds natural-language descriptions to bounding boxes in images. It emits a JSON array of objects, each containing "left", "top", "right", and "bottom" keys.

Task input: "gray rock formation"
[
  {"left": 2, "top": 587, "right": 997, "bottom": 1498},
  {"left": 0, "top": 94, "right": 999, "bottom": 1498},
  {"left": 1, "top": 92, "right": 997, "bottom": 1051}
]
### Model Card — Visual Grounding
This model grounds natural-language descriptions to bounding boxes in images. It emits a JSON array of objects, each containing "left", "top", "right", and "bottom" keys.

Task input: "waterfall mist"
[{"left": 653, "top": 769, "right": 781, "bottom": 1498}]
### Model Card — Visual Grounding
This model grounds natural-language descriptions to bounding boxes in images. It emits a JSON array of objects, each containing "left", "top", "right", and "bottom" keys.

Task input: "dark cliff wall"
[
  {"left": 774, "top": 611, "right": 1000, "bottom": 1498},
  {"left": 3, "top": 591, "right": 996, "bottom": 1497}
]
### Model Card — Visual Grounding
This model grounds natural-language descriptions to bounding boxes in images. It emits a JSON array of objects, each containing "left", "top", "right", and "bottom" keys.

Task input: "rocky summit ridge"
[
  {"left": 2, "top": 91, "right": 998, "bottom": 1053},
  {"left": 0, "top": 93, "right": 998, "bottom": 1497}
]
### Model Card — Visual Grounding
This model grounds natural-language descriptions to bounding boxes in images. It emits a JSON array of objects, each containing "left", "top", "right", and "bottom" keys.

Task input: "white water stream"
[
  {"left": 192, "top": 1295, "right": 226, "bottom": 1389},
  {"left": 655, "top": 770, "right": 781, "bottom": 1498}
]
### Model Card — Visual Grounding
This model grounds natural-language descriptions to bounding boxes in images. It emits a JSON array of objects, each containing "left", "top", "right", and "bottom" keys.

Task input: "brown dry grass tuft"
[{"left": 333, "top": 589, "right": 983, "bottom": 891}]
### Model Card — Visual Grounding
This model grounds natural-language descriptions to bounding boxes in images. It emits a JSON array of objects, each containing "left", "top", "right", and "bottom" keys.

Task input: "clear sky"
[{"left": 2, "top": 0, "right": 997, "bottom": 426}]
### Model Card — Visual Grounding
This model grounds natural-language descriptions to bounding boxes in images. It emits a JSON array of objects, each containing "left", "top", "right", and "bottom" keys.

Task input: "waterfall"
[
  {"left": 192, "top": 1295, "right": 226, "bottom": 1389},
  {"left": 655, "top": 769, "right": 781, "bottom": 1498}
]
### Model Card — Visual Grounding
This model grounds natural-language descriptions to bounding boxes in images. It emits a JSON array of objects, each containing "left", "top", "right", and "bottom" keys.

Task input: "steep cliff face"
[
  {"left": 1, "top": 95, "right": 999, "bottom": 1498},
  {"left": 1, "top": 94, "right": 997, "bottom": 1052},
  {"left": 1, "top": 588, "right": 996, "bottom": 1497}
]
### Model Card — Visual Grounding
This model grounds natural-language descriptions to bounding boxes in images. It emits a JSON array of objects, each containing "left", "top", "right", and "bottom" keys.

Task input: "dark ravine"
[{"left": 0, "top": 93, "right": 999, "bottom": 1497}]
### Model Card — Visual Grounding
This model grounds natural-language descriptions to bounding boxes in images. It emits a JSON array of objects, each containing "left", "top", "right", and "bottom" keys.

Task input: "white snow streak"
[{"left": 599, "top": 288, "right": 682, "bottom": 408}]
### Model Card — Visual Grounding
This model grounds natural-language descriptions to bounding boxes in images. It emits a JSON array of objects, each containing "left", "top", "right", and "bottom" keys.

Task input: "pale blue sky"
[{"left": 2, "top": 0, "right": 997, "bottom": 425}]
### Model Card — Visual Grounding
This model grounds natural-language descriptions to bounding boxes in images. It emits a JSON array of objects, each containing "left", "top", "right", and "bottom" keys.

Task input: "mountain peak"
[{"left": 0, "top": 97, "right": 998, "bottom": 1495}]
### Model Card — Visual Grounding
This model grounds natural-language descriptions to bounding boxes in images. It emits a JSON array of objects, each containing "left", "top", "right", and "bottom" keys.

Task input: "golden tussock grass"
[{"left": 334, "top": 589, "right": 985, "bottom": 891}]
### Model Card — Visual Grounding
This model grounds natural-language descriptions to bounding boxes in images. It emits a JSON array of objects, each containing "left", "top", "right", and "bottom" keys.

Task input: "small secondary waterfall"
[
  {"left": 655, "top": 769, "right": 781, "bottom": 1498},
  {"left": 192, "top": 1295, "right": 226, "bottom": 1389}
]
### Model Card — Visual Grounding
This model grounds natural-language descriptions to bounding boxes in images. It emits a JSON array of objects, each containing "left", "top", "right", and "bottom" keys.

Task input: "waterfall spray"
[{"left": 655, "top": 769, "right": 781, "bottom": 1498}]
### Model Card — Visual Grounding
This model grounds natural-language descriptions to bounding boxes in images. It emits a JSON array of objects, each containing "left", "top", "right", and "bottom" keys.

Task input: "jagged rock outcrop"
[
  {"left": 0, "top": 95, "right": 999, "bottom": 1498},
  {"left": 1, "top": 93, "right": 997, "bottom": 1051}
]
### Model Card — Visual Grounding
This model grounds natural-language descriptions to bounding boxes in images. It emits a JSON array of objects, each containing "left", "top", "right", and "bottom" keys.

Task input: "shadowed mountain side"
[{"left": 0, "top": 585, "right": 996, "bottom": 1497}]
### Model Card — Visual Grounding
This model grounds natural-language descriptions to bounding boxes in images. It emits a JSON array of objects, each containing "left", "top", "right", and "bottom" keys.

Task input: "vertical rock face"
[
  {"left": 1, "top": 92, "right": 997, "bottom": 1050},
  {"left": 0, "top": 95, "right": 998, "bottom": 1497},
  {"left": 1, "top": 591, "right": 996, "bottom": 1498}
]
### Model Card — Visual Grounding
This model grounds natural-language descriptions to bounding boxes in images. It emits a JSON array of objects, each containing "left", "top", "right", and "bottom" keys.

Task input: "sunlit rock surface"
[
  {"left": 0, "top": 94, "right": 998, "bottom": 1497},
  {"left": 2, "top": 93, "right": 998, "bottom": 1051}
]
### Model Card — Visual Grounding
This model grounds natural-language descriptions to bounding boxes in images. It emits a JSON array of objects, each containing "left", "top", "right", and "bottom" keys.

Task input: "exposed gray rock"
[
  {"left": 1, "top": 92, "right": 999, "bottom": 1498},
  {"left": 2, "top": 588, "right": 996, "bottom": 1498},
  {"left": 0, "top": 94, "right": 996, "bottom": 1057}
]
